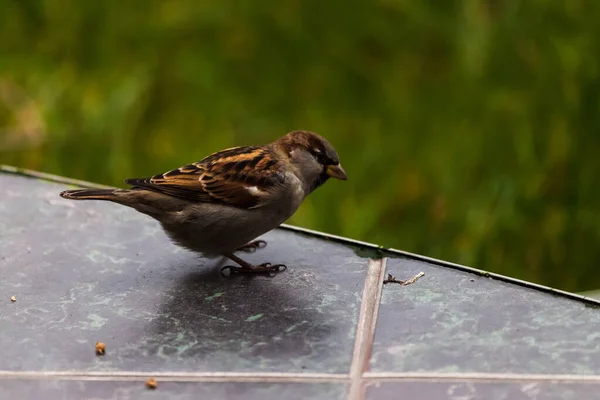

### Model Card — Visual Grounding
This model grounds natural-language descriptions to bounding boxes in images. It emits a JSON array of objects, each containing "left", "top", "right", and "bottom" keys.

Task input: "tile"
[
  {"left": 0, "top": 173, "right": 368, "bottom": 373},
  {"left": 0, "top": 379, "right": 347, "bottom": 400},
  {"left": 365, "top": 381, "right": 600, "bottom": 400},
  {"left": 370, "top": 257, "right": 600, "bottom": 374}
]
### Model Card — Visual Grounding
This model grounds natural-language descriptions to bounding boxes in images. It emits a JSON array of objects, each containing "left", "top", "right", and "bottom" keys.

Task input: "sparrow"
[{"left": 59, "top": 130, "right": 347, "bottom": 275}]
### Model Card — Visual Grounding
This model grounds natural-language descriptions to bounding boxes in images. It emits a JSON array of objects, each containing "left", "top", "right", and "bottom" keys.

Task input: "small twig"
[{"left": 383, "top": 272, "right": 425, "bottom": 286}]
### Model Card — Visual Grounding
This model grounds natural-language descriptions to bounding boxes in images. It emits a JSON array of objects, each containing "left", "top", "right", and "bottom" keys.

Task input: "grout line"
[
  {"left": 3, "top": 371, "right": 600, "bottom": 384},
  {"left": 363, "top": 372, "right": 600, "bottom": 383},
  {"left": 347, "top": 258, "right": 387, "bottom": 400},
  {"left": 0, "top": 371, "right": 349, "bottom": 383}
]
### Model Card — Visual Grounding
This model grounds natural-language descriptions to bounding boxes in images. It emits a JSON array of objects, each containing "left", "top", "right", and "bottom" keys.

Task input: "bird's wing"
[{"left": 125, "top": 146, "right": 286, "bottom": 209}]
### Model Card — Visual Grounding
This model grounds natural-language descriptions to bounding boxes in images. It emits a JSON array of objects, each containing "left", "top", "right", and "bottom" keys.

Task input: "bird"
[{"left": 59, "top": 130, "right": 347, "bottom": 275}]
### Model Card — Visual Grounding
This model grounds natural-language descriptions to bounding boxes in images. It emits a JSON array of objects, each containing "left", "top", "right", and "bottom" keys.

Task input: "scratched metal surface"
[
  {"left": 365, "top": 381, "right": 600, "bottom": 400},
  {"left": 370, "top": 256, "right": 600, "bottom": 374},
  {"left": 0, "top": 380, "right": 347, "bottom": 400},
  {"left": 0, "top": 172, "right": 367, "bottom": 373},
  {"left": 1, "top": 169, "right": 599, "bottom": 399}
]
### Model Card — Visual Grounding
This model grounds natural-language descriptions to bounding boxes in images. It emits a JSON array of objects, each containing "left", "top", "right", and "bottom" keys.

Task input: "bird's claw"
[
  {"left": 220, "top": 262, "right": 287, "bottom": 277},
  {"left": 236, "top": 240, "right": 267, "bottom": 253},
  {"left": 259, "top": 263, "right": 287, "bottom": 273}
]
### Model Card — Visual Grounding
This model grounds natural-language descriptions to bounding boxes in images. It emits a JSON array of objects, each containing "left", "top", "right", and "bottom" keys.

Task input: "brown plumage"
[
  {"left": 60, "top": 130, "right": 347, "bottom": 275},
  {"left": 122, "top": 146, "right": 285, "bottom": 209}
]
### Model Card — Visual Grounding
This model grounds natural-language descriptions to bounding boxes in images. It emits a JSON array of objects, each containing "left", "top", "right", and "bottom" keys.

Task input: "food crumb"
[
  {"left": 95, "top": 341, "right": 106, "bottom": 355},
  {"left": 10, "top": 296, "right": 16, "bottom": 302},
  {"left": 145, "top": 378, "right": 157, "bottom": 389}
]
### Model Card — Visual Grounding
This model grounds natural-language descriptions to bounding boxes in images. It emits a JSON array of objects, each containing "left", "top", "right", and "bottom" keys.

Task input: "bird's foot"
[
  {"left": 221, "top": 262, "right": 287, "bottom": 277},
  {"left": 235, "top": 240, "right": 267, "bottom": 253}
]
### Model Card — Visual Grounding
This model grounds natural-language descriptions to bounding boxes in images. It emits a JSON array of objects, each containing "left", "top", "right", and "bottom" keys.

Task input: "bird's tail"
[
  {"left": 59, "top": 188, "right": 173, "bottom": 219},
  {"left": 59, "top": 188, "right": 125, "bottom": 201}
]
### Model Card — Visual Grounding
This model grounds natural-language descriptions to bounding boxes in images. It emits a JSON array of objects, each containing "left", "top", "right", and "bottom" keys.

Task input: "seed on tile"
[
  {"left": 95, "top": 341, "right": 106, "bottom": 355},
  {"left": 145, "top": 378, "right": 157, "bottom": 389}
]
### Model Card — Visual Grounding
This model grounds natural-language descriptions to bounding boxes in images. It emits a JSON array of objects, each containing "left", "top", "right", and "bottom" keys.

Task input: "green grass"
[{"left": 1, "top": 0, "right": 600, "bottom": 292}]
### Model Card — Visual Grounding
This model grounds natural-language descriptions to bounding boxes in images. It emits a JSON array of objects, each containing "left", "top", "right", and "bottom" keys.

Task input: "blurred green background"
[{"left": 1, "top": 0, "right": 599, "bottom": 293}]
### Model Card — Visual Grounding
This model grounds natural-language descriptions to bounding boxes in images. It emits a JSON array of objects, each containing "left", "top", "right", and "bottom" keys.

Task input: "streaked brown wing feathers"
[{"left": 124, "top": 146, "right": 285, "bottom": 208}]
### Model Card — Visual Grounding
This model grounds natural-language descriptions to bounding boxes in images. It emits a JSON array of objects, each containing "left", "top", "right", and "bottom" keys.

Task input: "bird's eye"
[{"left": 312, "top": 148, "right": 327, "bottom": 164}]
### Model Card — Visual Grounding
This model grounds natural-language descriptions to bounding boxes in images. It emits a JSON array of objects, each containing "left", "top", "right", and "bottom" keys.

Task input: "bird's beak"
[{"left": 326, "top": 163, "right": 348, "bottom": 180}]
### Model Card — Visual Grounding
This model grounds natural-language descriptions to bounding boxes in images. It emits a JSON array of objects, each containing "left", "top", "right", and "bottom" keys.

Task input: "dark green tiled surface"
[
  {"left": 370, "top": 257, "right": 600, "bottom": 374},
  {"left": 0, "top": 380, "right": 347, "bottom": 400},
  {"left": 365, "top": 381, "right": 600, "bottom": 400},
  {"left": 3, "top": 169, "right": 600, "bottom": 400},
  {"left": 0, "top": 173, "right": 366, "bottom": 373}
]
